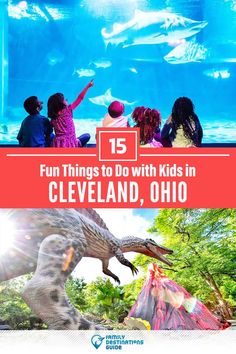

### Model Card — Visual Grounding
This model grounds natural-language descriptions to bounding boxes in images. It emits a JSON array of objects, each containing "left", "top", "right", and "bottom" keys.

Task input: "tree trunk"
[{"left": 200, "top": 271, "right": 232, "bottom": 319}]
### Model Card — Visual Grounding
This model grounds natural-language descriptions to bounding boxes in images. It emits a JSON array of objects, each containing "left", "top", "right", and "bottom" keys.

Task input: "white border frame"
[{"left": 98, "top": 130, "right": 138, "bottom": 162}]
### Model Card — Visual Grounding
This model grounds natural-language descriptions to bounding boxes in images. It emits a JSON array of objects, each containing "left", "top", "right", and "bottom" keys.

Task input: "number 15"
[{"left": 109, "top": 138, "right": 127, "bottom": 154}]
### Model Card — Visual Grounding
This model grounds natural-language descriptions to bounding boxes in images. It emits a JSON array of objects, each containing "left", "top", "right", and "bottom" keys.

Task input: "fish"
[
  {"left": 164, "top": 40, "right": 208, "bottom": 64},
  {"left": 101, "top": 9, "right": 208, "bottom": 48},
  {"left": 90, "top": 58, "right": 112, "bottom": 69},
  {"left": 203, "top": 68, "right": 231, "bottom": 79},
  {"left": 73, "top": 68, "right": 96, "bottom": 77},
  {"left": 89, "top": 88, "right": 137, "bottom": 107}
]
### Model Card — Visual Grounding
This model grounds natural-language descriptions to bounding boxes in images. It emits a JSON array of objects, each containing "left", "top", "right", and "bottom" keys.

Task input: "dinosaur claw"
[
  {"left": 114, "top": 276, "right": 120, "bottom": 284},
  {"left": 131, "top": 264, "right": 138, "bottom": 275}
]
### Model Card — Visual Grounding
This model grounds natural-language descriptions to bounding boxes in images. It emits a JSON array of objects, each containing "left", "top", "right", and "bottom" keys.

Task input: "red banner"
[{"left": 0, "top": 144, "right": 235, "bottom": 208}]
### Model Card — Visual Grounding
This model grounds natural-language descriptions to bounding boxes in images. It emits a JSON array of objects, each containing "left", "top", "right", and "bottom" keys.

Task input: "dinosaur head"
[
  {"left": 143, "top": 238, "right": 173, "bottom": 266},
  {"left": 121, "top": 236, "right": 173, "bottom": 266}
]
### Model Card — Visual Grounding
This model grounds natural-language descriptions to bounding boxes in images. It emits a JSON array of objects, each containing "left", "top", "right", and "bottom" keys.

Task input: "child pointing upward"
[{"left": 47, "top": 80, "right": 93, "bottom": 147}]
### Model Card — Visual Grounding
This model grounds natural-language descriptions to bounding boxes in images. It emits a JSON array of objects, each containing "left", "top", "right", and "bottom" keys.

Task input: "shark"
[
  {"left": 73, "top": 68, "right": 96, "bottom": 77},
  {"left": 101, "top": 9, "right": 208, "bottom": 48},
  {"left": 89, "top": 88, "right": 137, "bottom": 108},
  {"left": 90, "top": 58, "right": 112, "bottom": 69},
  {"left": 164, "top": 40, "right": 208, "bottom": 64}
]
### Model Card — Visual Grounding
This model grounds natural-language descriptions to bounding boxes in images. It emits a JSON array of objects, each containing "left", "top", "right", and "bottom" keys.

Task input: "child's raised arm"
[{"left": 71, "top": 79, "right": 94, "bottom": 110}]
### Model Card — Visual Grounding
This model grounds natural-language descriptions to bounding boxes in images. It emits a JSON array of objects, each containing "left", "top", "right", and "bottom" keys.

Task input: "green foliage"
[
  {"left": 0, "top": 277, "right": 46, "bottom": 329},
  {"left": 66, "top": 276, "right": 146, "bottom": 323},
  {"left": 66, "top": 275, "right": 148, "bottom": 323},
  {"left": 81, "top": 277, "right": 132, "bottom": 322},
  {"left": 121, "top": 276, "right": 145, "bottom": 308},
  {"left": 134, "top": 208, "right": 236, "bottom": 317},
  {"left": 66, "top": 276, "right": 88, "bottom": 310}
]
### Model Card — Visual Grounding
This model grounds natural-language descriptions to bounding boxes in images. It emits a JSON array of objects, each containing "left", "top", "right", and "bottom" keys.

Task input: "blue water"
[{"left": 1, "top": 0, "right": 236, "bottom": 144}]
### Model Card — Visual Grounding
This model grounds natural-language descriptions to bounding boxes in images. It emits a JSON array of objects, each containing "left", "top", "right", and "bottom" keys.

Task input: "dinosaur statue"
[{"left": 0, "top": 208, "right": 173, "bottom": 330}]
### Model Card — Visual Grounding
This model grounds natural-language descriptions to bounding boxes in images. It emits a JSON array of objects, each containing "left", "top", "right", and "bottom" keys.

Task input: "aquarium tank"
[{"left": 0, "top": 0, "right": 236, "bottom": 144}]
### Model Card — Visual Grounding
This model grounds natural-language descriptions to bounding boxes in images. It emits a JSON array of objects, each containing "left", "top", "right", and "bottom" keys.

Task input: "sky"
[{"left": 73, "top": 208, "right": 159, "bottom": 285}]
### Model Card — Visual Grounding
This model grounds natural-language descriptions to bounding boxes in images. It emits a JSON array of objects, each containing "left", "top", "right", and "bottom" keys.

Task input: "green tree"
[{"left": 134, "top": 209, "right": 236, "bottom": 318}]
